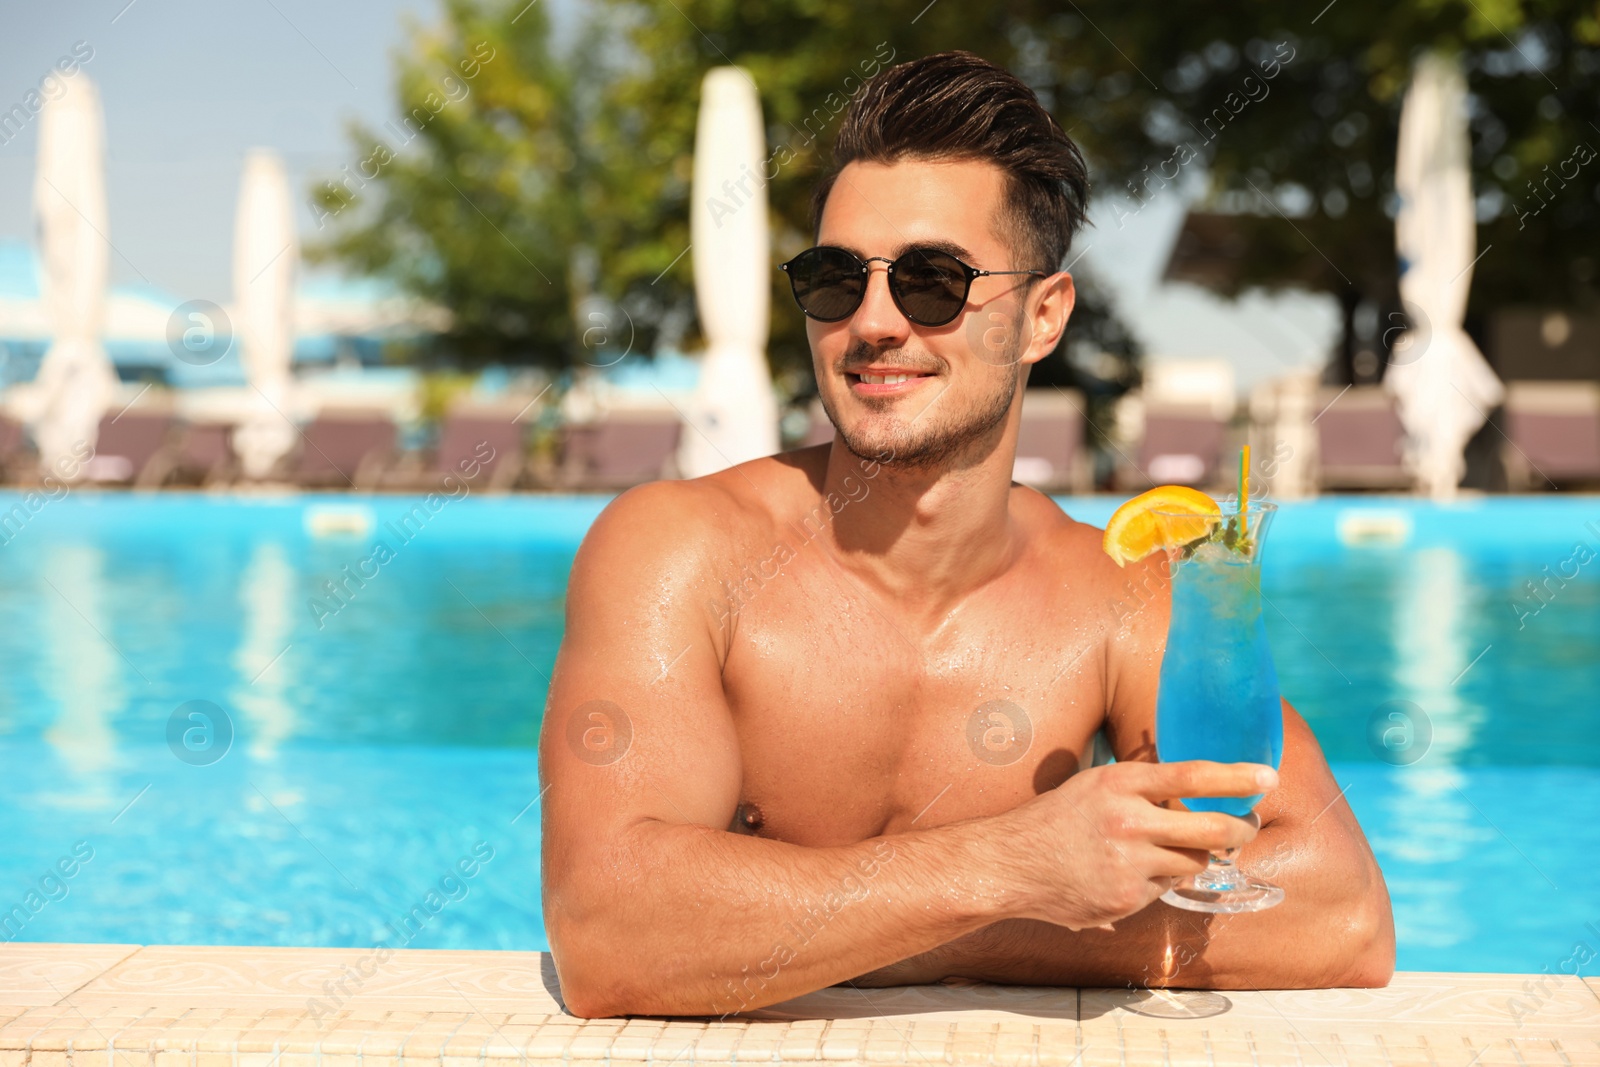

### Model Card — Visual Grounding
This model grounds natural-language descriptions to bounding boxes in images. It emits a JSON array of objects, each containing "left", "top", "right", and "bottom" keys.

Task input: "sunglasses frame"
[{"left": 779, "top": 245, "right": 1049, "bottom": 328}]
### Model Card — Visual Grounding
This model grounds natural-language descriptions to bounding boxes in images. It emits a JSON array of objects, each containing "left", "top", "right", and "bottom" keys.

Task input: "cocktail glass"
[{"left": 1151, "top": 501, "right": 1284, "bottom": 914}]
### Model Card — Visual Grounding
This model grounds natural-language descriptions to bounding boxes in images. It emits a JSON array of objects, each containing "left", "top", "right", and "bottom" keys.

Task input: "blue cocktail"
[{"left": 1154, "top": 501, "right": 1285, "bottom": 913}]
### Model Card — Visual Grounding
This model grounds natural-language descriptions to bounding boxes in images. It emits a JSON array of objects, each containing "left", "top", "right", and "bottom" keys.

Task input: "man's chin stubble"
[{"left": 835, "top": 370, "right": 1018, "bottom": 474}]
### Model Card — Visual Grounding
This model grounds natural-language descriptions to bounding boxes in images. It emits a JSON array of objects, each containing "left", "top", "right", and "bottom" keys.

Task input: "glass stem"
[{"left": 1201, "top": 847, "right": 1241, "bottom": 892}]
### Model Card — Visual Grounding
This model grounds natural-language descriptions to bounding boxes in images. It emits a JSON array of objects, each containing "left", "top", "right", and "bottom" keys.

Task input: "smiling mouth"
[{"left": 848, "top": 371, "right": 933, "bottom": 385}]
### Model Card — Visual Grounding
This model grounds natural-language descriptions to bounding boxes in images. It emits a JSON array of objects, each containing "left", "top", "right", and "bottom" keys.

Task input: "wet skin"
[{"left": 539, "top": 159, "right": 1394, "bottom": 1017}]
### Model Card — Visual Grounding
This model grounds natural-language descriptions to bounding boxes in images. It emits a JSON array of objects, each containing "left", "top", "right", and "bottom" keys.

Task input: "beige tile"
[
  {"left": 1557, "top": 1034, "right": 1600, "bottom": 1066},
  {"left": 0, "top": 1007, "right": 55, "bottom": 1035},
  {"left": 445, "top": 1019, "right": 520, "bottom": 1056},
  {"left": 521, "top": 1025, "right": 575, "bottom": 1060},
  {"left": 946, "top": 1020, "right": 997, "bottom": 1054},
  {"left": 0, "top": 945, "right": 143, "bottom": 1008},
  {"left": 733, "top": 1027, "right": 789, "bottom": 1061},
  {"left": 0, "top": 949, "right": 1593, "bottom": 1067},
  {"left": 747, "top": 980, "right": 1077, "bottom": 1023},
  {"left": 777, "top": 1023, "right": 824, "bottom": 1061},
  {"left": 70, "top": 947, "right": 563, "bottom": 1015},
  {"left": 343, "top": 1014, "right": 428, "bottom": 1057},
  {"left": 688, "top": 1025, "right": 743, "bottom": 1061},
  {"left": 1508, "top": 1035, "right": 1584, "bottom": 1067},
  {"left": 1033, "top": 1023, "right": 1085, "bottom": 1067},
  {"left": 817, "top": 1019, "right": 869, "bottom": 1060},
  {"left": 990, "top": 1024, "right": 1038, "bottom": 1067},
  {"left": 566, "top": 1029, "right": 624, "bottom": 1059},
  {"left": 605, "top": 1033, "right": 658, "bottom": 1060},
  {"left": 643, "top": 1026, "right": 701, "bottom": 1063},
  {"left": 858, "top": 1033, "right": 907, "bottom": 1062},
  {"left": 1086, "top": 976, "right": 1600, "bottom": 1052},
  {"left": 1265, "top": 971, "right": 1599, "bottom": 1029},
  {"left": 395, "top": 1017, "right": 476, "bottom": 1063}
]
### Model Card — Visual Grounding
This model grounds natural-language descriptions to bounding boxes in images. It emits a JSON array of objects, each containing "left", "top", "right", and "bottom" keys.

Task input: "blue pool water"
[{"left": 0, "top": 491, "right": 1597, "bottom": 977}]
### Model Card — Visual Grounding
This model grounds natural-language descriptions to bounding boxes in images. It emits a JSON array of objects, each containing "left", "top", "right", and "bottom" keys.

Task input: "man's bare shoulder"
[
  {"left": 574, "top": 450, "right": 824, "bottom": 577},
  {"left": 1010, "top": 486, "right": 1171, "bottom": 652},
  {"left": 1010, "top": 485, "right": 1126, "bottom": 583}
]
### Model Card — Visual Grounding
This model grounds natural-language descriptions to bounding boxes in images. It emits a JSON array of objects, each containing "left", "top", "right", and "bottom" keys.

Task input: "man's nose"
[{"left": 849, "top": 261, "right": 911, "bottom": 347}]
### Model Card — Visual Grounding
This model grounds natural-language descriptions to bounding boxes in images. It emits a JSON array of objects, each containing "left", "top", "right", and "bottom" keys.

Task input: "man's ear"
[{"left": 1020, "top": 271, "right": 1076, "bottom": 367}]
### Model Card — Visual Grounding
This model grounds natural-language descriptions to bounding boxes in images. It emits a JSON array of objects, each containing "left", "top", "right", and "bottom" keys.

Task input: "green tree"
[
  {"left": 308, "top": 0, "right": 690, "bottom": 368},
  {"left": 311, "top": 0, "right": 1144, "bottom": 408},
  {"left": 985, "top": 0, "right": 1600, "bottom": 381},
  {"left": 318, "top": 0, "right": 1600, "bottom": 392}
]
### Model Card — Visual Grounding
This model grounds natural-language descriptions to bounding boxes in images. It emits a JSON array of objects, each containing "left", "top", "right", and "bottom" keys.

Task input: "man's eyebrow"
[
  {"left": 893, "top": 238, "right": 976, "bottom": 263},
  {"left": 817, "top": 239, "right": 979, "bottom": 264},
  {"left": 823, "top": 241, "right": 869, "bottom": 260}
]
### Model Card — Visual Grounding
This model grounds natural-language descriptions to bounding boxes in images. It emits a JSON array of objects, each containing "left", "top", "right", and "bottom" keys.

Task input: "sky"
[{"left": 0, "top": 0, "right": 1336, "bottom": 392}]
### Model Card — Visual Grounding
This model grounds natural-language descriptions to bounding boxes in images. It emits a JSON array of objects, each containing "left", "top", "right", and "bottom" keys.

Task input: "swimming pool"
[{"left": 0, "top": 491, "right": 1595, "bottom": 977}]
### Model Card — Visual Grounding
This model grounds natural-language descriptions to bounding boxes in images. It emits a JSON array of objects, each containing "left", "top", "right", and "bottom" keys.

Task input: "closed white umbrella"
[
  {"left": 679, "top": 67, "right": 780, "bottom": 477},
  {"left": 1384, "top": 52, "right": 1504, "bottom": 500},
  {"left": 28, "top": 72, "right": 118, "bottom": 477},
  {"left": 232, "top": 148, "right": 299, "bottom": 480}
]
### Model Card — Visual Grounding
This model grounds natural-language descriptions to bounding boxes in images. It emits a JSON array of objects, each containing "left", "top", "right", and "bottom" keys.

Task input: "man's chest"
[{"left": 715, "top": 553, "right": 1111, "bottom": 846}]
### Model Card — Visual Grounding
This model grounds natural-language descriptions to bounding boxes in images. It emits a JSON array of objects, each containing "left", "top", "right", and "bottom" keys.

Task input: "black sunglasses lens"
[
  {"left": 892, "top": 250, "right": 969, "bottom": 326},
  {"left": 787, "top": 248, "right": 864, "bottom": 321}
]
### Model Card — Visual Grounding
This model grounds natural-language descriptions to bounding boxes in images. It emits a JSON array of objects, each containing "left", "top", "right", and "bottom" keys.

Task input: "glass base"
[
  {"left": 1122, "top": 989, "right": 1233, "bottom": 1019},
  {"left": 1160, "top": 854, "right": 1284, "bottom": 914}
]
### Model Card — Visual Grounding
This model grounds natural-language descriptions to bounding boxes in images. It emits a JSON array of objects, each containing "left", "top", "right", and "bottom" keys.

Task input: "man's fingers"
[
  {"left": 1169, "top": 848, "right": 1211, "bottom": 871},
  {"left": 1138, "top": 807, "right": 1260, "bottom": 855},
  {"left": 1155, "top": 846, "right": 1217, "bottom": 875},
  {"left": 1123, "top": 760, "right": 1278, "bottom": 802}
]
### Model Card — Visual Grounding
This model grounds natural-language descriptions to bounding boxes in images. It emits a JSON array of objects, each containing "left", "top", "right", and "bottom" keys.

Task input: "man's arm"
[
  {"left": 857, "top": 552, "right": 1395, "bottom": 990},
  {"left": 540, "top": 483, "right": 1274, "bottom": 1017}
]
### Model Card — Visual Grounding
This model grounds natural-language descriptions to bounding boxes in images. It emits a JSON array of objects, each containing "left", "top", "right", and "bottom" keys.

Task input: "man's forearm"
[
  {"left": 546, "top": 815, "right": 1018, "bottom": 1017},
  {"left": 858, "top": 823, "right": 1394, "bottom": 990}
]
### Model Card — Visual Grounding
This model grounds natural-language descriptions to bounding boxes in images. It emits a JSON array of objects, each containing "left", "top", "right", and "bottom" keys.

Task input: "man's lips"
[{"left": 845, "top": 369, "right": 936, "bottom": 394}]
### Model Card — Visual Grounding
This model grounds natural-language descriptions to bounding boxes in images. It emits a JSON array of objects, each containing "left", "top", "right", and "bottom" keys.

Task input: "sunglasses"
[{"left": 779, "top": 246, "right": 1047, "bottom": 328}]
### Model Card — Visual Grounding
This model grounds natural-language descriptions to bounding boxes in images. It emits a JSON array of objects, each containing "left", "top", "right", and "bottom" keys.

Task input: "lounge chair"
[
  {"left": 1501, "top": 380, "right": 1600, "bottom": 489},
  {"left": 169, "top": 422, "right": 237, "bottom": 487},
  {"left": 1014, "top": 388, "right": 1090, "bottom": 493},
  {"left": 0, "top": 414, "right": 32, "bottom": 483},
  {"left": 559, "top": 412, "right": 682, "bottom": 491},
  {"left": 433, "top": 407, "right": 528, "bottom": 491},
  {"left": 1116, "top": 360, "right": 1237, "bottom": 489},
  {"left": 1314, "top": 386, "right": 1410, "bottom": 491},
  {"left": 292, "top": 410, "right": 396, "bottom": 490},
  {"left": 1128, "top": 407, "right": 1230, "bottom": 489},
  {"left": 89, "top": 410, "right": 179, "bottom": 487}
]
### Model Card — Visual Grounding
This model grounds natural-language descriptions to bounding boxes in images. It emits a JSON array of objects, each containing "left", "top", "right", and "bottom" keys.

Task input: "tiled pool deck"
[{"left": 0, "top": 945, "right": 1595, "bottom": 1066}]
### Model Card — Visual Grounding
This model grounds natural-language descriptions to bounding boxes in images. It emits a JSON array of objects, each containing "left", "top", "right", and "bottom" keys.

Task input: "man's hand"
[{"left": 993, "top": 760, "right": 1275, "bottom": 932}]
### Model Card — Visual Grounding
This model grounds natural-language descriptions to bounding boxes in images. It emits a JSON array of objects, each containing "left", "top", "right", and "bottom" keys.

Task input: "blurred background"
[{"left": 3, "top": 0, "right": 1598, "bottom": 496}]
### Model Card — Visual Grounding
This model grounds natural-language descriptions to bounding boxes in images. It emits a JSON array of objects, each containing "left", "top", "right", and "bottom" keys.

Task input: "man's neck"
[{"left": 815, "top": 420, "right": 1021, "bottom": 623}]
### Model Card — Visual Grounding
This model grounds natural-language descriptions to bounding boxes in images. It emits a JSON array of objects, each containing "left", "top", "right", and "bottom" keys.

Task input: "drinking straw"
[{"left": 1239, "top": 444, "right": 1250, "bottom": 539}]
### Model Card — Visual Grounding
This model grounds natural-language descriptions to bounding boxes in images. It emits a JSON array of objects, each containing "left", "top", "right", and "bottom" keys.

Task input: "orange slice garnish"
[{"left": 1101, "top": 485, "right": 1222, "bottom": 567}]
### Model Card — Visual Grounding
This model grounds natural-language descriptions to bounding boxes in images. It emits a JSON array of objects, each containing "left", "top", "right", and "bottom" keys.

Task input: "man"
[{"left": 540, "top": 50, "right": 1393, "bottom": 1019}]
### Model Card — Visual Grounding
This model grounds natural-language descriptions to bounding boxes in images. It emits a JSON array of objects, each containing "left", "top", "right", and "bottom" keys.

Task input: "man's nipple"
[{"left": 731, "top": 801, "right": 765, "bottom": 835}]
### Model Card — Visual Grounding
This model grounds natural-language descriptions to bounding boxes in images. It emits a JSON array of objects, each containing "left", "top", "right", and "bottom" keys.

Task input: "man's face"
[{"left": 807, "top": 158, "right": 1063, "bottom": 471}]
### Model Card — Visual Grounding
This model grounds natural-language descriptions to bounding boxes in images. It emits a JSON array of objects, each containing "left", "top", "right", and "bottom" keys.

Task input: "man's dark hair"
[{"left": 810, "top": 50, "right": 1090, "bottom": 273}]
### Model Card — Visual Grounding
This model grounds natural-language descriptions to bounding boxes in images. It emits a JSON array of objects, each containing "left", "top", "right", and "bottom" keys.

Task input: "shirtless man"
[{"left": 540, "top": 50, "right": 1393, "bottom": 1019}]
